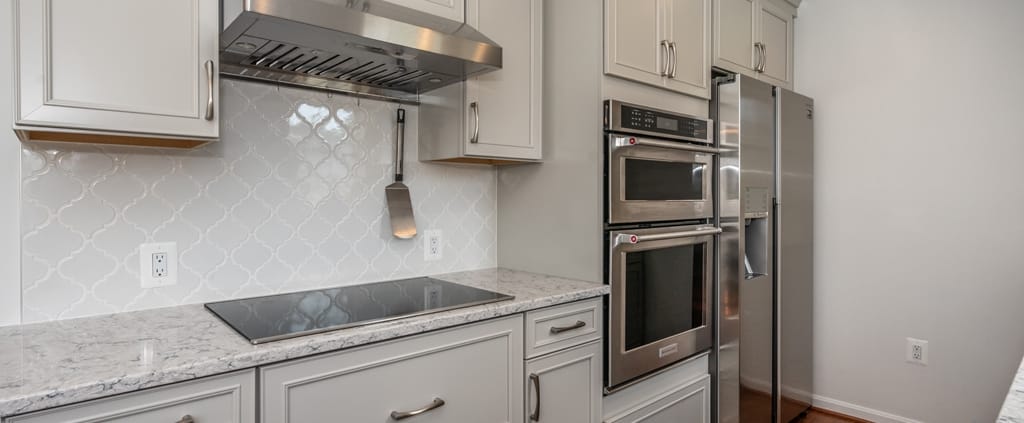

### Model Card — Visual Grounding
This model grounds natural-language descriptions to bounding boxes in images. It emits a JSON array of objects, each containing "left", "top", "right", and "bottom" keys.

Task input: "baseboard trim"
[{"left": 812, "top": 395, "right": 922, "bottom": 423}]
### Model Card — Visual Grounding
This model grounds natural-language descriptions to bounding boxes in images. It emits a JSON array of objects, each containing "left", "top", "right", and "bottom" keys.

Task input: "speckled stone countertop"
[
  {"left": 0, "top": 268, "right": 607, "bottom": 418},
  {"left": 999, "top": 354, "right": 1024, "bottom": 422}
]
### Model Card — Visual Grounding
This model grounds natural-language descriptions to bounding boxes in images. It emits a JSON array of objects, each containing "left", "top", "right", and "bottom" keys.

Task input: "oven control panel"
[{"left": 604, "top": 100, "right": 712, "bottom": 144}]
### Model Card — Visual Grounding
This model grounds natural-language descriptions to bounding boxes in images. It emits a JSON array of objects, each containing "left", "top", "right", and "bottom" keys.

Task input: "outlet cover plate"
[
  {"left": 140, "top": 242, "right": 178, "bottom": 288},
  {"left": 423, "top": 230, "right": 443, "bottom": 261},
  {"left": 906, "top": 337, "right": 929, "bottom": 366}
]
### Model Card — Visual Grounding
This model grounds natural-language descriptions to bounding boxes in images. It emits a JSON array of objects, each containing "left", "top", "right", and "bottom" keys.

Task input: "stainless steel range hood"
[{"left": 220, "top": 0, "right": 502, "bottom": 103}]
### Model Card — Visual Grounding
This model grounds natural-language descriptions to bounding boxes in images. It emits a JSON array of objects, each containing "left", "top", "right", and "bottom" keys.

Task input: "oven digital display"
[{"left": 656, "top": 117, "right": 678, "bottom": 131}]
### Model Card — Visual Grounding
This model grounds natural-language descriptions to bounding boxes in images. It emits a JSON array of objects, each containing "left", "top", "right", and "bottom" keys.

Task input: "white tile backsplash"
[{"left": 20, "top": 79, "right": 497, "bottom": 323}]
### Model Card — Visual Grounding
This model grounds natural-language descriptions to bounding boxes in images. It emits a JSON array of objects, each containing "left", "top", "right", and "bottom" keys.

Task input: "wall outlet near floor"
[
  {"left": 906, "top": 337, "right": 929, "bottom": 366},
  {"left": 423, "top": 230, "right": 443, "bottom": 261},
  {"left": 140, "top": 242, "right": 178, "bottom": 288}
]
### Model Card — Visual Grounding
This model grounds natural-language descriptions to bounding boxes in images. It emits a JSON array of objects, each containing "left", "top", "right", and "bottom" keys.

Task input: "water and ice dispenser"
[{"left": 743, "top": 187, "right": 771, "bottom": 280}]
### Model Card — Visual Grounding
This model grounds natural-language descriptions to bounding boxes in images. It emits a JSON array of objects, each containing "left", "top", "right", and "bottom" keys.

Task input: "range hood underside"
[{"left": 221, "top": 4, "right": 502, "bottom": 104}]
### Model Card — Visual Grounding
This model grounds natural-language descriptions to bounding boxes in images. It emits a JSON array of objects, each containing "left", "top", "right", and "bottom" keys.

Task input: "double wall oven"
[{"left": 604, "top": 100, "right": 719, "bottom": 390}]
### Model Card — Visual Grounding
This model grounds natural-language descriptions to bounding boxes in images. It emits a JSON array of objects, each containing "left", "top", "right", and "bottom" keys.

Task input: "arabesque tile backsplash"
[{"left": 19, "top": 79, "right": 497, "bottom": 323}]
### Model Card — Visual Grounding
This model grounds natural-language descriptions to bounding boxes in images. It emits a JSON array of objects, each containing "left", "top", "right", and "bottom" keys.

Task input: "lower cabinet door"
[
  {"left": 7, "top": 371, "right": 255, "bottom": 423},
  {"left": 261, "top": 316, "right": 524, "bottom": 423},
  {"left": 604, "top": 374, "right": 710, "bottom": 423},
  {"left": 525, "top": 341, "right": 602, "bottom": 423}
]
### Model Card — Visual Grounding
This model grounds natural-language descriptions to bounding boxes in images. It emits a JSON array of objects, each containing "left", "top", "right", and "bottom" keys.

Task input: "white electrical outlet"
[
  {"left": 423, "top": 230, "right": 443, "bottom": 261},
  {"left": 140, "top": 242, "right": 178, "bottom": 288},
  {"left": 906, "top": 337, "right": 929, "bottom": 366}
]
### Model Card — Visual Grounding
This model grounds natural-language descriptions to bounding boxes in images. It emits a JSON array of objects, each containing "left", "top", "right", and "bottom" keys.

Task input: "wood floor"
[{"left": 799, "top": 408, "right": 872, "bottom": 423}]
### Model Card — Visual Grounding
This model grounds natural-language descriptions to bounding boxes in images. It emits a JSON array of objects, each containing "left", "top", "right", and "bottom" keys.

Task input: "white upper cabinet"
[
  {"left": 756, "top": 0, "right": 794, "bottom": 87},
  {"left": 379, "top": 0, "right": 465, "bottom": 22},
  {"left": 713, "top": 0, "right": 795, "bottom": 88},
  {"left": 419, "top": 0, "right": 542, "bottom": 163},
  {"left": 605, "top": 0, "right": 664, "bottom": 88},
  {"left": 605, "top": 0, "right": 712, "bottom": 99},
  {"left": 13, "top": 0, "right": 219, "bottom": 148}
]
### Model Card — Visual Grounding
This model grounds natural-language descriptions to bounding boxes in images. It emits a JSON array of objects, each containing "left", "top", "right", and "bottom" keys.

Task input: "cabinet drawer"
[
  {"left": 7, "top": 371, "right": 255, "bottom": 423},
  {"left": 525, "top": 298, "right": 602, "bottom": 358},
  {"left": 261, "top": 316, "right": 524, "bottom": 423},
  {"left": 604, "top": 374, "right": 710, "bottom": 423}
]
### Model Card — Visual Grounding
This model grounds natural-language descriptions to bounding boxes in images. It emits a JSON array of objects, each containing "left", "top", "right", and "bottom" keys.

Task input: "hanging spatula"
[{"left": 386, "top": 108, "right": 416, "bottom": 239}]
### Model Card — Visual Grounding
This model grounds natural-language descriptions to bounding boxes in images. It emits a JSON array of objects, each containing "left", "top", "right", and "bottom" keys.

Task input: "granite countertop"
[
  {"left": 999, "top": 354, "right": 1024, "bottom": 422},
  {"left": 0, "top": 268, "right": 608, "bottom": 418}
]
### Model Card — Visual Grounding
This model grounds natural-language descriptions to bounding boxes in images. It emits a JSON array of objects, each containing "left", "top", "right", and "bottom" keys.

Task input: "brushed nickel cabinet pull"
[
  {"left": 529, "top": 373, "right": 541, "bottom": 421},
  {"left": 660, "top": 40, "right": 670, "bottom": 76},
  {"left": 470, "top": 102, "right": 480, "bottom": 143},
  {"left": 177, "top": 415, "right": 195, "bottom": 423},
  {"left": 391, "top": 398, "right": 446, "bottom": 420},
  {"left": 668, "top": 42, "right": 678, "bottom": 78},
  {"left": 204, "top": 60, "right": 215, "bottom": 121},
  {"left": 753, "top": 42, "right": 763, "bottom": 72},
  {"left": 759, "top": 43, "right": 767, "bottom": 72},
  {"left": 549, "top": 320, "right": 586, "bottom": 334}
]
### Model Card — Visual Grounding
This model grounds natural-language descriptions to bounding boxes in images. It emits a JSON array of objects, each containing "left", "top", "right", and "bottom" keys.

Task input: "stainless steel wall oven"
[{"left": 603, "top": 100, "right": 718, "bottom": 391}]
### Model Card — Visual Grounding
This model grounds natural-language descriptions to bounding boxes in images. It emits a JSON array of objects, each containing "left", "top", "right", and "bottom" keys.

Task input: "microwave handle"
[
  {"left": 615, "top": 227, "right": 722, "bottom": 246},
  {"left": 611, "top": 135, "right": 720, "bottom": 154}
]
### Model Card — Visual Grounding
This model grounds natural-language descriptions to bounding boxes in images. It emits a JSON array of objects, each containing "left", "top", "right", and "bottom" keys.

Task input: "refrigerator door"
[
  {"left": 716, "top": 74, "right": 776, "bottom": 423},
  {"left": 776, "top": 88, "right": 814, "bottom": 423}
]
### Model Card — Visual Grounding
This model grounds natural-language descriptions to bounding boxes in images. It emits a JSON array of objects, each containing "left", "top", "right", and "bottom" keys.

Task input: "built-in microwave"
[{"left": 604, "top": 100, "right": 714, "bottom": 224}]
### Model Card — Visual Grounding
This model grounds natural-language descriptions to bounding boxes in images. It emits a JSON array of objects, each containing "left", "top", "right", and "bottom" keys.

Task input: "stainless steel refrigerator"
[{"left": 714, "top": 74, "right": 814, "bottom": 423}]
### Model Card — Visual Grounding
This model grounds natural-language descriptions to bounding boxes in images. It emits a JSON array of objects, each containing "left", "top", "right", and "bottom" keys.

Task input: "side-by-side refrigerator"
[{"left": 714, "top": 74, "right": 814, "bottom": 423}]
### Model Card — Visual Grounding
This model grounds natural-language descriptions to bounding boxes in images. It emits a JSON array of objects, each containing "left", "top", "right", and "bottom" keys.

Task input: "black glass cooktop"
[{"left": 205, "top": 277, "right": 514, "bottom": 344}]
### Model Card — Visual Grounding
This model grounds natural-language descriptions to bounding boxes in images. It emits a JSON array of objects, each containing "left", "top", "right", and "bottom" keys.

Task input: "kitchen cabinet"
[
  {"left": 5, "top": 371, "right": 255, "bottom": 423},
  {"left": 260, "top": 316, "right": 524, "bottom": 422},
  {"left": 379, "top": 0, "right": 465, "bottom": 22},
  {"left": 604, "top": 0, "right": 712, "bottom": 99},
  {"left": 713, "top": 0, "right": 795, "bottom": 89},
  {"left": 525, "top": 341, "right": 602, "bottom": 423},
  {"left": 419, "top": 0, "right": 543, "bottom": 163},
  {"left": 604, "top": 375, "right": 710, "bottom": 423},
  {"left": 12, "top": 0, "right": 219, "bottom": 148}
]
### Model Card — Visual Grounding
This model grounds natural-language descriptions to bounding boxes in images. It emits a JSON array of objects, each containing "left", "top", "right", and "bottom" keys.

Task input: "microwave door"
[{"left": 607, "top": 135, "right": 715, "bottom": 224}]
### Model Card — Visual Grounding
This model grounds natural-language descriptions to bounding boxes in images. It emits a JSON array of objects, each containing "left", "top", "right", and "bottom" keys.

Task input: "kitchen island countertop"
[
  {"left": 0, "top": 268, "right": 608, "bottom": 418},
  {"left": 999, "top": 354, "right": 1024, "bottom": 422}
]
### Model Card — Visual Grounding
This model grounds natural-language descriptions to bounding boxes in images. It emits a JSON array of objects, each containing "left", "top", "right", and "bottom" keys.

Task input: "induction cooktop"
[{"left": 205, "top": 277, "right": 514, "bottom": 344}]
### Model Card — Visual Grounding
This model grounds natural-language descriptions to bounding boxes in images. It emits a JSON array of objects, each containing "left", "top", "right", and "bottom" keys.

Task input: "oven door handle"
[
  {"left": 615, "top": 227, "right": 721, "bottom": 246},
  {"left": 611, "top": 135, "right": 720, "bottom": 154}
]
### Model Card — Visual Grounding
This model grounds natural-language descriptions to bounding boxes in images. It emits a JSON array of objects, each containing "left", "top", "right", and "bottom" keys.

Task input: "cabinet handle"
[
  {"left": 177, "top": 415, "right": 195, "bottom": 423},
  {"left": 390, "top": 398, "right": 446, "bottom": 420},
  {"left": 204, "top": 60, "right": 215, "bottom": 121},
  {"left": 549, "top": 320, "right": 586, "bottom": 334},
  {"left": 668, "top": 42, "right": 678, "bottom": 78},
  {"left": 659, "top": 40, "right": 670, "bottom": 76},
  {"left": 759, "top": 43, "right": 767, "bottom": 72},
  {"left": 753, "top": 42, "right": 763, "bottom": 73},
  {"left": 469, "top": 101, "right": 480, "bottom": 144},
  {"left": 529, "top": 373, "right": 541, "bottom": 421}
]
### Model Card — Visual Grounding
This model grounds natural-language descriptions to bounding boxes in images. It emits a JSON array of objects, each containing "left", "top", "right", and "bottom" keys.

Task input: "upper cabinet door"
[
  {"left": 463, "top": 0, "right": 542, "bottom": 160},
  {"left": 605, "top": 0, "right": 665, "bottom": 88},
  {"left": 378, "top": 0, "right": 465, "bottom": 22},
  {"left": 757, "top": 0, "right": 794, "bottom": 88},
  {"left": 14, "top": 0, "right": 219, "bottom": 143},
  {"left": 713, "top": 0, "right": 757, "bottom": 76},
  {"left": 663, "top": 0, "right": 712, "bottom": 99}
]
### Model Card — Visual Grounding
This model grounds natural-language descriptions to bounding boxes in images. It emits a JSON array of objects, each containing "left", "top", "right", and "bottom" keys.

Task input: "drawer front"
[
  {"left": 261, "top": 316, "right": 524, "bottom": 423},
  {"left": 8, "top": 371, "right": 255, "bottom": 423},
  {"left": 604, "top": 374, "right": 710, "bottom": 423},
  {"left": 525, "top": 298, "right": 603, "bottom": 358}
]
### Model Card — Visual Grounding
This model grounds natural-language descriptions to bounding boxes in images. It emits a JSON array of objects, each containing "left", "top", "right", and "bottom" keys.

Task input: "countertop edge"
[
  {"left": 998, "top": 354, "right": 1024, "bottom": 422},
  {"left": 0, "top": 280, "right": 607, "bottom": 418}
]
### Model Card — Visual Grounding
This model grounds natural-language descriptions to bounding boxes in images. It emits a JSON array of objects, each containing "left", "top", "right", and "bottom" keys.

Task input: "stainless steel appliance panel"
[
  {"left": 776, "top": 88, "right": 814, "bottom": 422},
  {"left": 607, "top": 224, "right": 719, "bottom": 389},
  {"left": 717, "top": 75, "right": 776, "bottom": 423},
  {"left": 607, "top": 134, "right": 715, "bottom": 224}
]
